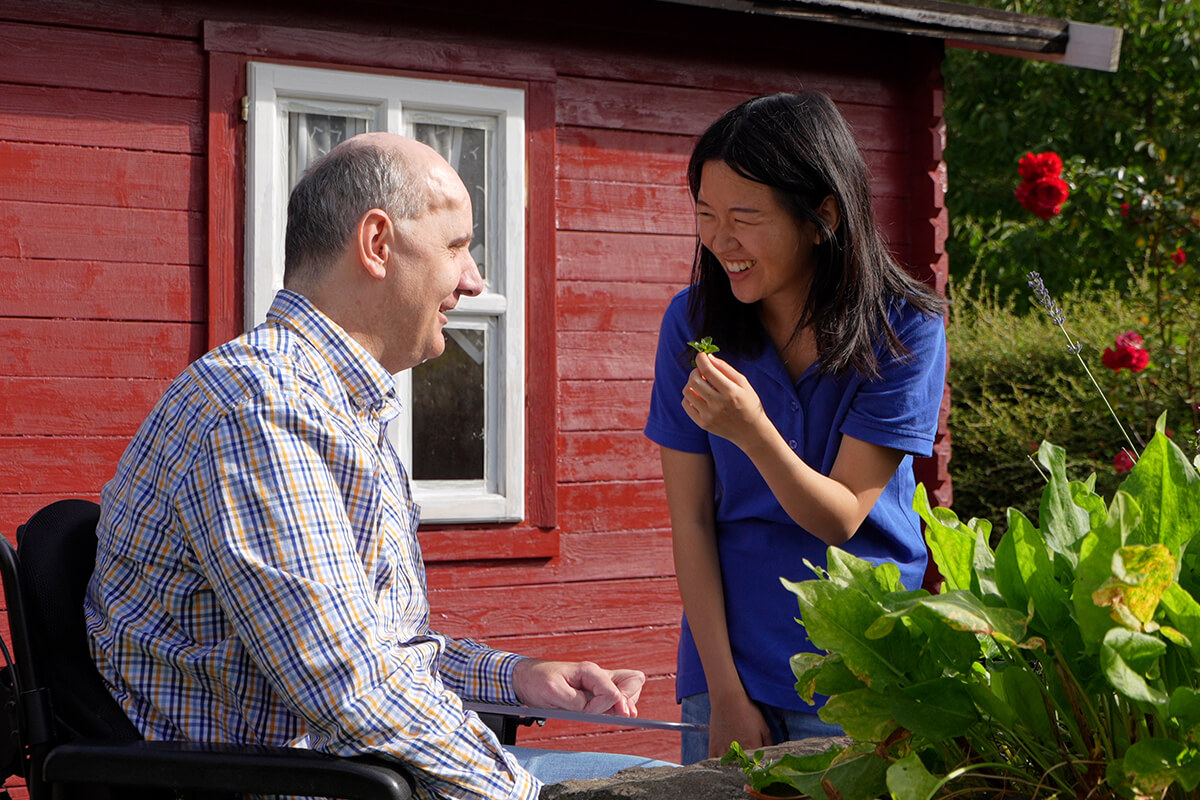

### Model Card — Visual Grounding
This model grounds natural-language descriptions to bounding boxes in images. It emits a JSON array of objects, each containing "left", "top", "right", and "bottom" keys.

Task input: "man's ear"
[
  {"left": 816, "top": 195, "right": 841, "bottom": 243},
  {"left": 356, "top": 208, "right": 393, "bottom": 280}
]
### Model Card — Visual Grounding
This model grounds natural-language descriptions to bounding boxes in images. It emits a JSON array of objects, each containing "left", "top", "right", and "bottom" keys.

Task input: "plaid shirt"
[{"left": 85, "top": 289, "right": 540, "bottom": 800}]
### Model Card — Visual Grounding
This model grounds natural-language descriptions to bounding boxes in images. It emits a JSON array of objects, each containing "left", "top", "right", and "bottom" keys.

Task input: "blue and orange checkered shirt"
[{"left": 84, "top": 289, "right": 539, "bottom": 799}]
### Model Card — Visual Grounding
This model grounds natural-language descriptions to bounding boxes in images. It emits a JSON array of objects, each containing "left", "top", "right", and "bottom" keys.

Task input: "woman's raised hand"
[{"left": 681, "top": 353, "right": 768, "bottom": 447}]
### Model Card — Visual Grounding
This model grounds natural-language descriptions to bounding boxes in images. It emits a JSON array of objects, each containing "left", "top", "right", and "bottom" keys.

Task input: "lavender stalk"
[{"left": 1027, "top": 271, "right": 1140, "bottom": 462}]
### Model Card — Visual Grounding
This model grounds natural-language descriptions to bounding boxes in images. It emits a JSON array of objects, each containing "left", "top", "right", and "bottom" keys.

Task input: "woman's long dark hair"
[{"left": 686, "top": 91, "right": 944, "bottom": 378}]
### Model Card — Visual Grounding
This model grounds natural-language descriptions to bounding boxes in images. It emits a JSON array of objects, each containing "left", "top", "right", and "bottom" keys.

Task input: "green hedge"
[{"left": 946, "top": 276, "right": 1199, "bottom": 527}]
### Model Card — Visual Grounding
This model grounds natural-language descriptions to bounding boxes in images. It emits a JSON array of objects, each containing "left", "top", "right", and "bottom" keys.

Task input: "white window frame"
[{"left": 246, "top": 62, "right": 525, "bottom": 524}]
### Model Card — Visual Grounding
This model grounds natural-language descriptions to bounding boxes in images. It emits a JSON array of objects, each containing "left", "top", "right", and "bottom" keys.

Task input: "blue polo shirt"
[{"left": 644, "top": 288, "right": 946, "bottom": 711}]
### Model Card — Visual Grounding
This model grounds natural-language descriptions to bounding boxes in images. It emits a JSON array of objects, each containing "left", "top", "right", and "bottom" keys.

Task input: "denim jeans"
[
  {"left": 505, "top": 745, "right": 677, "bottom": 784},
  {"left": 679, "top": 692, "right": 844, "bottom": 764}
]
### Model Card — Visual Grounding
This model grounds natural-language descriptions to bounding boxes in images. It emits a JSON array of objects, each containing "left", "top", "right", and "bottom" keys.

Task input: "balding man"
[{"left": 85, "top": 134, "right": 666, "bottom": 800}]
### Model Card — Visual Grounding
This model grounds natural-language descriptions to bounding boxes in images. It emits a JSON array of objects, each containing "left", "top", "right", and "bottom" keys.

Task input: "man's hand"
[{"left": 512, "top": 658, "right": 645, "bottom": 717}]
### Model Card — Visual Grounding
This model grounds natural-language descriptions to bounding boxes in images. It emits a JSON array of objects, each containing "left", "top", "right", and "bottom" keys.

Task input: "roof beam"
[{"left": 657, "top": 0, "right": 1122, "bottom": 71}]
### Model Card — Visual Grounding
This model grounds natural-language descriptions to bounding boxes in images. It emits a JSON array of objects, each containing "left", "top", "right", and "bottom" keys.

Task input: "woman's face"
[{"left": 695, "top": 159, "right": 818, "bottom": 309}]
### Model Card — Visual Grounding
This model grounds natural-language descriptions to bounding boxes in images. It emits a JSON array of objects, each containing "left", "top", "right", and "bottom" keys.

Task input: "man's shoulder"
[{"left": 185, "top": 324, "right": 316, "bottom": 412}]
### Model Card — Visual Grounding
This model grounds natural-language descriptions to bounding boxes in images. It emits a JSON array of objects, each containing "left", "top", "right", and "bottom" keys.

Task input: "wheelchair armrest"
[{"left": 43, "top": 740, "right": 413, "bottom": 800}]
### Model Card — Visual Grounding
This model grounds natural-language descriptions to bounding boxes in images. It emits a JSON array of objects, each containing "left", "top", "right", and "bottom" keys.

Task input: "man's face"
[{"left": 384, "top": 166, "right": 483, "bottom": 372}]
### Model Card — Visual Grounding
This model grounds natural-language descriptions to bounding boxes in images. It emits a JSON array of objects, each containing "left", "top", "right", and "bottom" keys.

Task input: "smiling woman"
[{"left": 644, "top": 91, "right": 948, "bottom": 765}]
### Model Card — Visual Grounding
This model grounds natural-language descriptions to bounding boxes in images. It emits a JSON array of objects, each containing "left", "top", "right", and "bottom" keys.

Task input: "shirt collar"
[{"left": 265, "top": 289, "right": 398, "bottom": 415}]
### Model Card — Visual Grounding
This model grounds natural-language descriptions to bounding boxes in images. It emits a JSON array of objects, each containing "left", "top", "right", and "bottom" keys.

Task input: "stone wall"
[{"left": 542, "top": 738, "right": 848, "bottom": 800}]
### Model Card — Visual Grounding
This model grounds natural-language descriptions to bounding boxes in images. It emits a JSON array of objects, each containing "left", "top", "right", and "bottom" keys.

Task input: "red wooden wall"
[{"left": 0, "top": 0, "right": 950, "bottom": 779}]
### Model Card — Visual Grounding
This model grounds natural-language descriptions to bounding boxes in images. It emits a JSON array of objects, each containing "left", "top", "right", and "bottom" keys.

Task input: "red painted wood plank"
[
  {"left": 426, "top": 528, "right": 674, "bottom": 591},
  {"left": 557, "top": 127, "right": 693, "bottom": 187},
  {"left": 557, "top": 180, "right": 693, "bottom": 236},
  {"left": 202, "top": 20, "right": 555, "bottom": 81},
  {"left": 0, "top": 437, "right": 128, "bottom": 495},
  {"left": 207, "top": 51, "right": 246, "bottom": 349},
  {"left": 557, "top": 231, "right": 694, "bottom": 285},
  {"left": 514, "top": 725, "right": 678, "bottom": 762},
  {"left": 558, "top": 77, "right": 907, "bottom": 148},
  {"left": 557, "top": 77, "right": 748, "bottom": 137},
  {"left": 428, "top": 577, "right": 680, "bottom": 638},
  {"left": 559, "top": 379, "right": 654, "bottom": 433},
  {"left": 0, "top": 22, "right": 204, "bottom": 98},
  {"left": 0, "top": 377, "right": 170, "bottom": 436},
  {"left": 0, "top": 83, "right": 203, "bottom": 153},
  {"left": 558, "top": 431, "right": 661, "bottom": 484},
  {"left": 557, "top": 481, "right": 670, "bottom": 535},
  {"left": 418, "top": 526, "right": 559, "bottom": 562},
  {"left": 0, "top": 1, "right": 198, "bottom": 37},
  {"left": 483, "top": 626, "right": 679, "bottom": 678},
  {"left": 558, "top": 331, "right": 659, "bottom": 381},
  {"left": 0, "top": 319, "right": 202, "bottom": 379},
  {"left": 0, "top": 201, "right": 202, "bottom": 264},
  {"left": 554, "top": 36, "right": 906, "bottom": 109},
  {"left": 0, "top": 142, "right": 201, "bottom": 211},
  {"left": 0, "top": 259, "right": 204, "bottom": 322},
  {"left": 525, "top": 78, "right": 559, "bottom": 529},
  {"left": 557, "top": 281, "right": 679, "bottom": 334}
]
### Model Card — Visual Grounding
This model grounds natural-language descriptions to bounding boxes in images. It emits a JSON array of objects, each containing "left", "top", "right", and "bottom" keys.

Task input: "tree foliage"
[{"left": 943, "top": 0, "right": 1200, "bottom": 302}]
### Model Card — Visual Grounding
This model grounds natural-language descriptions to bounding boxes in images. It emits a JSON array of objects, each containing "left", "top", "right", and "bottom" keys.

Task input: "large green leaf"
[
  {"left": 1037, "top": 441, "right": 1092, "bottom": 567},
  {"left": 760, "top": 749, "right": 890, "bottom": 800},
  {"left": 1092, "top": 544, "right": 1175, "bottom": 628},
  {"left": 990, "top": 663, "right": 1055, "bottom": 742},
  {"left": 1169, "top": 687, "right": 1200, "bottom": 735},
  {"left": 1100, "top": 627, "right": 1168, "bottom": 705},
  {"left": 915, "top": 484, "right": 975, "bottom": 592},
  {"left": 1118, "top": 738, "right": 1200, "bottom": 795},
  {"left": 889, "top": 677, "right": 980, "bottom": 741},
  {"left": 995, "top": 508, "right": 1069, "bottom": 633},
  {"left": 825, "top": 547, "right": 902, "bottom": 598},
  {"left": 1161, "top": 583, "right": 1200, "bottom": 664},
  {"left": 818, "top": 688, "right": 897, "bottom": 742},
  {"left": 1072, "top": 490, "right": 1139, "bottom": 650},
  {"left": 785, "top": 576, "right": 911, "bottom": 689},
  {"left": 912, "top": 590, "right": 1031, "bottom": 646},
  {"left": 1121, "top": 425, "right": 1200, "bottom": 558},
  {"left": 886, "top": 753, "right": 943, "bottom": 800}
]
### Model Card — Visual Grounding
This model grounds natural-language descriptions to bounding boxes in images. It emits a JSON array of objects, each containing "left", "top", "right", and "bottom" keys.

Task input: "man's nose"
[{"left": 458, "top": 253, "right": 485, "bottom": 297}]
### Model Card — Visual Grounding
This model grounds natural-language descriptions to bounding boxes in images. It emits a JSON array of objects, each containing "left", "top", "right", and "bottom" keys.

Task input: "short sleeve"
[
  {"left": 840, "top": 306, "right": 946, "bottom": 457},
  {"left": 644, "top": 290, "right": 711, "bottom": 455}
]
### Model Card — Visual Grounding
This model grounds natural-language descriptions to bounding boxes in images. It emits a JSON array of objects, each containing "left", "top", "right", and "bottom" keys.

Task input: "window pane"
[
  {"left": 411, "top": 122, "right": 489, "bottom": 279},
  {"left": 411, "top": 327, "right": 486, "bottom": 481},
  {"left": 288, "top": 113, "right": 370, "bottom": 191}
]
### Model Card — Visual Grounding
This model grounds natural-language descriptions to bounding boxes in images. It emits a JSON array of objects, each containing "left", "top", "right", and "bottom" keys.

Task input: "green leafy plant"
[
  {"left": 756, "top": 419, "right": 1200, "bottom": 800},
  {"left": 688, "top": 336, "right": 721, "bottom": 356},
  {"left": 721, "top": 740, "right": 887, "bottom": 800}
]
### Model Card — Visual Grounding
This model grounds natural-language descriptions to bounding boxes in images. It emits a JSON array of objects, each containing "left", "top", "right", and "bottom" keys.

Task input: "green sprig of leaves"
[{"left": 688, "top": 336, "right": 720, "bottom": 355}]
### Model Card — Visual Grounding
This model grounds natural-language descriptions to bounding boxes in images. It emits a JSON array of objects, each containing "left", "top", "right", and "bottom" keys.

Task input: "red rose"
[
  {"left": 1018, "top": 151, "right": 1063, "bottom": 181},
  {"left": 1102, "top": 332, "right": 1150, "bottom": 373},
  {"left": 1016, "top": 175, "right": 1070, "bottom": 219},
  {"left": 1172, "top": 247, "right": 1187, "bottom": 266},
  {"left": 1113, "top": 449, "right": 1136, "bottom": 475},
  {"left": 1128, "top": 348, "right": 1150, "bottom": 372},
  {"left": 1120, "top": 202, "right": 1130, "bottom": 217},
  {"left": 1115, "top": 331, "right": 1144, "bottom": 349},
  {"left": 1102, "top": 346, "right": 1127, "bottom": 371}
]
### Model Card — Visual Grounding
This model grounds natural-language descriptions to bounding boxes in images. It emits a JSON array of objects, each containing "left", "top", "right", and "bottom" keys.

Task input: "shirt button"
[
  {"left": 790, "top": 401, "right": 800, "bottom": 412},
  {"left": 788, "top": 439, "right": 798, "bottom": 450}
]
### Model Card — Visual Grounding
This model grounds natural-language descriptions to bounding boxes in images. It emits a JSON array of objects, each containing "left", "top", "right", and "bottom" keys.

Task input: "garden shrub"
[{"left": 946, "top": 275, "right": 1199, "bottom": 528}]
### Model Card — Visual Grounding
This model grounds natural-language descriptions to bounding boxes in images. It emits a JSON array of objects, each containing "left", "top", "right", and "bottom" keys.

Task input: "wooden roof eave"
[{"left": 656, "top": 0, "right": 1122, "bottom": 71}]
